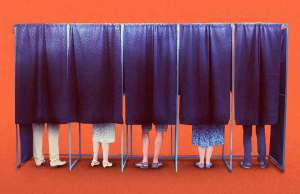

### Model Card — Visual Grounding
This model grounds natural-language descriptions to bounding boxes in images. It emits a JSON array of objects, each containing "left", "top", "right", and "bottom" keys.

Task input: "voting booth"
[{"left": 14, "top": 23, "right": 287, "bottom": 172}]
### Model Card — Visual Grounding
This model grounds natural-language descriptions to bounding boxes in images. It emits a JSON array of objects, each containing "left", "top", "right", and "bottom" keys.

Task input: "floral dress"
[{"left": 192, "top": 125, "right": 225, "bottom": 147}]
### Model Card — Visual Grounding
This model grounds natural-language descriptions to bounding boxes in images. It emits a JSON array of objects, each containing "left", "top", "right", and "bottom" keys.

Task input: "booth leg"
[
  {"left": 68, "top": 123, "right": 81, "bottom": 172},
  {"left": 175, "top": 123, "right": 179, "bottom": 173},
  {"left": 16, "top": 124, "right": 21, "bottom": 169},
  {"left": 121, "top": 124, "right": 129, "bottom": 172},
  {"left": 170, "top": 125, "right": 173, "bottom": 157},
  {"left": 130, "top": 125, "right": 133, "bottom": 158}
]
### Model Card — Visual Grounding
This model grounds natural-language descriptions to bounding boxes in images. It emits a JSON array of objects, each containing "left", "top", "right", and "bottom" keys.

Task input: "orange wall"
[{"left": 0, "top": 0, "right": 299, "bottom": 162}]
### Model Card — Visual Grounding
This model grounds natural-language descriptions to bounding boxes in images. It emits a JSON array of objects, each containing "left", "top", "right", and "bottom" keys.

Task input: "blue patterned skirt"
[{"left": 192, "top": 125, "right": 225, "bottom": 147}]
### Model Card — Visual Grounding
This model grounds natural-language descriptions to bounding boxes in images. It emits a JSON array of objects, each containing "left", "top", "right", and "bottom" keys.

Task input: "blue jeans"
[{"left": 243, "top": 125, "right": 266, "bottom": 163}]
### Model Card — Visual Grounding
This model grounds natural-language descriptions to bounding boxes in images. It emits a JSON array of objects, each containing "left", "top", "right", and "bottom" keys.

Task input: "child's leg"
[
  {"left": 101, "top": 143, "right": 110, "bottom": 162},
  {"left": 205, "top": 146, "right": 213, "bottom": 164},
  {"left": 153, "top": 130, "right": 164, "bottom": 163},
  {"left": 92, "top": 140, "right": 99, "bottom": 162},
  {"left": 198, "top": 146, "right": 206, "bottom": 164}
]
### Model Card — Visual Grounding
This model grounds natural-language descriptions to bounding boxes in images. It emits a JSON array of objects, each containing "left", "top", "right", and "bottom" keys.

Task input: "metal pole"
[
  {"left": 175, "top": 24, "right": 180, "bottom": 172},
  {"left": 120, "top": 24, "right": 125, "bottom": 172},
  {"left": 229, "top": 23, "right": 236, "bottom": 171}
]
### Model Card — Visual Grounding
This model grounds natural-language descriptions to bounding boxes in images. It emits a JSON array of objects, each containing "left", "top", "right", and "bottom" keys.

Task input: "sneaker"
[
  {"left": 35, "top": 159, "right": 46, "bottom": 167},
  {"left": 240, "top": 161, "right": 252, "bottom": 169},
  {"left": 50, "top": 160, "right": 67, "bottom": 168},
  {"left": 151, "top": 161, "right": 163, "bottom": 169},
  {"left": 194, "top": 162, "right": 205, "bottom": 169},
  {"left": 134, "top": 161, "right": 149, "bottom": 169},
  {"left": 258, "top": 160, "right": 268, "bottom": 169}
]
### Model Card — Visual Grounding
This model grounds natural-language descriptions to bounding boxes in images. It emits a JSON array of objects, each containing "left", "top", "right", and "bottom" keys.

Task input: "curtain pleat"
[
  {"left": 15, "top": 24, "right": 76, "bottom": 124},
  {"left": 70, "top": 24, "right": 123, "bottom": 123},
  {"left": 179, "top": 24, "right": 231, "bottom": 125},
  {"left": 124, "top": 25, "right": 177, "bottom": 125},
  {"left": 235, "top": 24, "right": 281, "bottom": 125}
]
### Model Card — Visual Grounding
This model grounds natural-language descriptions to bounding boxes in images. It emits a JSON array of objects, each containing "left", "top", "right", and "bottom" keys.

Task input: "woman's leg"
[
  {"left": 153, "top": 131, "right": 164, "bottom": 163},
  {"left": 142, "top": 131, "right": 150, "bottom": 163},
  {"left": 205, "top": 146, "right": 213, "bottom": 165},
  {"left": 198, "top": 146, "right": 206, "bottom": 164},
  {"left": 101, "top": 143, "right": 110, "bottom": 162},
  {"left": 92, "top": 140, "right": 99, "bottom": 162}
]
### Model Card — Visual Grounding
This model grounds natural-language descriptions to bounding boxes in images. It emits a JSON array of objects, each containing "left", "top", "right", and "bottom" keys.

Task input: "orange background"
[{"left": 0, "top": 0, "right": 299, "bottom": 194}]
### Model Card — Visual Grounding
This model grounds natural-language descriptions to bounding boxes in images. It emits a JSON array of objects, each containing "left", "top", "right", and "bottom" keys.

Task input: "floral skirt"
[{"left": 192, "top": 125, "right": 225, "bottom": 147}]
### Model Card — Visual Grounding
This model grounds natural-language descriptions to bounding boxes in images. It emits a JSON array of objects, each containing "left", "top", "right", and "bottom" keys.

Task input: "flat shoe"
[
  {"left": 240, "top": 161, "right": 252, "bottom": 169},
  {"left": 102, "top": 161, "right": 113, "bottom": 168},
  {"left": 151, "top": 161, "right": 163, "bottom": 169},
  {"left": 258, "top": 160, "right": 268, "bottom": 169},
  {"left": 135, "top": 161, "right": 149, "bottom": 169},
  {"left": 194, "top": 162, "right": 205, "bottom": 169},
  {"left": 90, "top": 160, "right": 100, "bottom": 167},
  {"left": 205, "top": 162, "right": 214, "bottom": 169}
]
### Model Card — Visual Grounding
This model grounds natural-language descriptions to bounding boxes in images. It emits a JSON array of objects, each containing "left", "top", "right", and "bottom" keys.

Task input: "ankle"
[{"left": 153, "top": 159, "right": 159, "bottom": 163}]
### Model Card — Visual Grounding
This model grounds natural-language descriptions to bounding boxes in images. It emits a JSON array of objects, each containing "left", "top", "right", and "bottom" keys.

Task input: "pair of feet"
[
  {"left": 90, "top": 160, "right": 113, "bottom": 168},
  {"left": 194, "top": 162, "right": 214, "bottom": 169},
  {"left": 135, "top": 161, "right": 163, "bottom": 169},
  {"left": 35, "top": 159, "right": 66, "bottom": 167},
  {"left": 240, "top": 160, "right": 268, "bottom": 169}
]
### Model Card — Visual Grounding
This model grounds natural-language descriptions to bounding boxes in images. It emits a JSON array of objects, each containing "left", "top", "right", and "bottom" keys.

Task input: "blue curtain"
[
  {"left": 15, "top": 24, "right": 76, "bottom": 124},
  {"left": 269, "top": 27, "right": 287, "bottom": 170},
  {"left": 179, "top": 24, "right": 231, "bottom": 125},
  {"left": 234, "top": 24, "right": 282, "bottom": 125},
  {"left": 124, "top": 25, "right": 177, "bottom": 125},
  {"left": 70, "top": 24, "right": 123, "bottom": 123},
  {"left": 15, "top": 24, "right": 76, "bottom": 163},
  {"left": 19, "top": 124, "right": 33, "bottom": 163}
]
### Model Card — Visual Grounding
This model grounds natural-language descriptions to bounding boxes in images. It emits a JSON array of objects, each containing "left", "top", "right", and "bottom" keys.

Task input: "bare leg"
[
  {"left": 198, "top": 146, "right": 206, "bottom": 164},
  {"left": 205, "top": 146, "right": 213, "bottom": 165},
  {"left": 92, "top": 141, "right": 99, "bottom": 162},
  {"left": 101, "top": 143, "right": 110, "bottom": 163},
  {"left": 142, "top": 131, "right": 150, "bottom": 163},
  {"left": 153, "top": 131, "right": 163, "bottom": 163}
]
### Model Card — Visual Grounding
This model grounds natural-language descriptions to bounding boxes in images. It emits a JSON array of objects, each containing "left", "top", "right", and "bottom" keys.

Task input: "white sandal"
[
  {"left": 90, "top": 160, "right": 100, "bottom": 167},
  {"left": 102, "top": 161, "right": 113, "bottom": 168}
]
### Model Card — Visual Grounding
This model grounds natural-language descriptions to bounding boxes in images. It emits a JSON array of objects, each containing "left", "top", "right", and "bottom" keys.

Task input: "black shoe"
[
  {"left": 240, "top": 161, "right": 252, "bottom": 169},
  {"left": 134, "top": 161, "right": 149, "bottom": 169}
]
